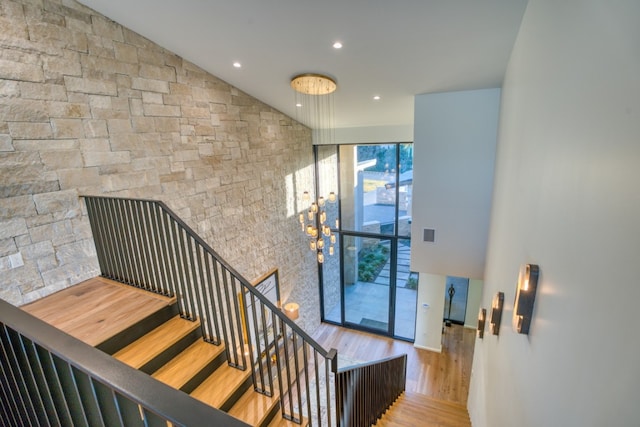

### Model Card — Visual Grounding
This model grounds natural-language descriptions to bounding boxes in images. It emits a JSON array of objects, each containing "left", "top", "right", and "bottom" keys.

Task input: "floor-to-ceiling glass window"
[{"left": 317, "top": 143, "right": 416, "bottom": 341}]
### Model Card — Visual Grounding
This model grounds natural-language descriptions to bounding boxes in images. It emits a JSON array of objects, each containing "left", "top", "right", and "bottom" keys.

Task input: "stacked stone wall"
[{"left": 0, "top": 0, "right": 319, "bottom": 331}]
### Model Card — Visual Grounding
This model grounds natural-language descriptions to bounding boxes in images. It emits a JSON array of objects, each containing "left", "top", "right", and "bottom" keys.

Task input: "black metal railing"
[
  {"left": 83, "top": 195, "right": 340, "bottom": 426},
  {"left": 335, "top": 354, "right": 407, "bottom": 427},
  {"left": 0, "top": 298, "right": 249, "bottom": 427}
]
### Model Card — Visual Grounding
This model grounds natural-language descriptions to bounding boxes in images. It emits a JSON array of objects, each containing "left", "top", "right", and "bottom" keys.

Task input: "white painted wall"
[
  {"left": 331, "top": 124, "right": 414, "bottom": 145},
  {"left": 468, "top": 1, "right": 640, "bottom": 426},
  {"left": 410, "top": 89, "right": 500, "bottom": 280},
  {"left": 464, "top": 279, "right": 484, "bottom": 329},
  {"left": 413, "top": 273, "right": 446, "bottom": 352}
]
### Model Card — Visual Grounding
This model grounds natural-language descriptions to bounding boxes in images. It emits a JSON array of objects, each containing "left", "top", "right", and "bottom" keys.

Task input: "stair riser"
[
  {"left": 97, "top": 303, "right": 179, "bottom": 355},
  {"left": 180, "top": 350, "right": 228, "bottom": 394},
  {"left": 219, "top": 374, "right": 253, "bottom": 412},
  {"left": 259, "top": 401, "right": 281, "bottom": 427},
  {"left": 140, "top": 327, "right": 201, "bottom": 374}
]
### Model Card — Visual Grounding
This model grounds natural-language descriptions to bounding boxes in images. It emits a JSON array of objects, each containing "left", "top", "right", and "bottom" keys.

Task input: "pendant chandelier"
[
  {"left": 290, "top": 73, "right": 336, "bottom": 145},
  {"left": 299, "top": 191, "right": 338, "bottom": 263}
]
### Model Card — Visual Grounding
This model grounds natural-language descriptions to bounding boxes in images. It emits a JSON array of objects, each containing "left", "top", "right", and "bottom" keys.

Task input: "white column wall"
[
  {"left": 468, "top": 1, "right": 640, "bottom": 426},
  {"left": 410, "top": 88, "right": 500, "bottom": 280}
]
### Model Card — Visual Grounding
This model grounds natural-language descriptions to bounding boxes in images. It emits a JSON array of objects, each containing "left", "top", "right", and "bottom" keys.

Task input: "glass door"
[
  {"left": 343, "top": 235, "right": 391, "bottom": 333},
  {"left": 317, "top": 143, "right": 416, "bottom": 340}
]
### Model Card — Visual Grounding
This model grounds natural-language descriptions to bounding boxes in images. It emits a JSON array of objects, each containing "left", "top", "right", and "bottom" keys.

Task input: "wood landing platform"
[{"left": 21, "top": 277, "right": 175, "bottom": 347}]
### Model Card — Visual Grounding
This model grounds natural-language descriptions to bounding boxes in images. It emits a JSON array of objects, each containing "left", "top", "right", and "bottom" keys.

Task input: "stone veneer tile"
[
  {"left": 0, "top": 58, "right": 44, "bottom": 82},
  {"left": 64, "top": 75, "right": 117, "bottom": 96},
  {"left": 0, "top": 0, "right": 317, "bottom": 328}
]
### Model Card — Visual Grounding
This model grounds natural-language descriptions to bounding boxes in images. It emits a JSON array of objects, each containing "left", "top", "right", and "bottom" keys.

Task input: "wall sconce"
[
  {"left": 477, "top": 308, "right": 486, "bottom": 339},
  {"left": 512, "top": 264, "right": 539, "bottom": 334},
  {"left": 490, "top": 292, "right": 504, "bottom": 335},
  {"left": 283, "top": 302, "right": 300, "bottom": 320}
]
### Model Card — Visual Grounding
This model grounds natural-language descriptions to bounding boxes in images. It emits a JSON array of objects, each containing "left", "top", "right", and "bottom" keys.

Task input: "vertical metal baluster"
[
  {"left": 291, "top": 333, "right": 302, "bottom": 422},
  {"left": 119, "top": 199, "right": 141, "bottom": 288},
  {"left": 84, "top": 198, "right": 108, "bottom": 277},
  {"left": 221, "top": 270, "right": 238, "bottom": 367},
  {"left": 0, "top": 326, "right": 30, "bottom": 426},
  {"left": 15, "top": 334, "right": 47, "bottom": 426},
  {"left": 302, "top": 343, "right": 311, "bottom": 425},
  {"left": 137, "top": 199, "right": 155, "bottom": 290},
  {"left": 186, "top": 238, "right": 204, "bottom": 325},
  {"left": 42, "top": 351, "right": 74, "bottom": 426},
  {"left": 212, "top": 259, "right": 230, "bottom": 355},
  {"left": 335, "top": 364, "right": 342, "bottom": 427},
  {"left": 170, "top": 218, "right": 190, "bottom": 319},
  {"left": 136, "top": 200, "right": 159, "bottom": 293},
  {"left": 96, "top": 198, "right": 118, "bottom": 280},
  {"left": 195, "top": 245, "right": 213, "bottom": 341},
  {"left": 161, "top": 211, "right": 181, "bottom": 306},
  {"left": 149, "top": 202, "right": 168, "bottom": 296},
  {"left": 313, "top": 352, "right": 321, "bottom": 427},
  {"left": 179, "top": 229, "right": 198, "bottom": 320},
  {"left": 259, "top": 299, "right": 274, "bottom": 395},
  {"left": 203, "top": 253, "right": 221, "bottom": 344},
  {"left": 273, "top": 318, "right": 285, "bottom": 419},
  {"left": 229, "top": 275, "right": 245, "bottom": 369},
  {"left": 281, "top": 322, "right": 294, "bottom": 418},
  {"left": 249, "top": 294, "right": 264, "bottom": 392},
  {"left": 100, "top": 197, "right": 121, "bottom": 281},
  {"left": 107, "top": 198, "right": 128, "bottom": 284},
  {"left": 70, "top": 366, "right": 106, "bottom": 427},
  {"left": 142, "top": 200, "right": 163, "bottom": 294},
  {"left": 53, "top": 357, "right": 90, "bottom": 426},
  {"left": 116, "top": 198, "right": 137, "bottom": 286}
]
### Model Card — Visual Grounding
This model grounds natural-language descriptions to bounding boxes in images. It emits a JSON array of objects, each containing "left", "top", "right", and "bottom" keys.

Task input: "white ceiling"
[{"left": 79, "top": 0, "right": 528, "bottom": 131}]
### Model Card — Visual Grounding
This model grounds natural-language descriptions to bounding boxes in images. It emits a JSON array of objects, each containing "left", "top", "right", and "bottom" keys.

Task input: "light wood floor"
[
  {"left": 21, "top": 277, "right": 175, "bottom": 347},
  {"left": 312, "top": 322, "right": 476, "bottom": 406}
]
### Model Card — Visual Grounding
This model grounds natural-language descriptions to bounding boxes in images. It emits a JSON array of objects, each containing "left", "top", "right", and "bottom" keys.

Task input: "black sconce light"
[
  {"left": 512, "top": 264, "right": 539, "bottom": 334},
  {"left": 477, "top": 308, "right": 486, "bottom": 339},
  {"left": 490, "top": 292, "right": 504, "bottom": 335}
]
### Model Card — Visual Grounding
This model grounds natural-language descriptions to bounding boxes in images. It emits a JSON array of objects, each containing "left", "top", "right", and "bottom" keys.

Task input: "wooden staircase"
[
  {"left": 374, "top": 391, "right": 471, "bottom": 427},
  {"left": 23, "top": 276, "right": 471, "bottom": 427},
  {"left": 22, "top": 277, "right": 302, "bottom": 427}
]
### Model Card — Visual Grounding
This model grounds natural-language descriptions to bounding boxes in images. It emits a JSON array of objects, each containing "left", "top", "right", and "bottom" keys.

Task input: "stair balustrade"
[
  {"left": 336, "top": 355, "right": 407, "bottom": 427},
  {"left": 83, "top": 195, "right": 340, "bottom": 426},
  {"left": 0, "top": 298, "right": 249, "bottom": 427}
]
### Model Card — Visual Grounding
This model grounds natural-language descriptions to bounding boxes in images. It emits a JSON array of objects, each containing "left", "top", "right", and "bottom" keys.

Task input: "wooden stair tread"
[
  {"left": 375, "top": 391, "right": 470, "bottom": 427},
  {"left": 228, "top": 387, "right": 280, "bottom": 426},
  {"left": 191, "top": 363, "right": 252, "bottom": 408},
  {"left": 22, "top": 277, "right": 175, "bottom": 346},
  {"left": 152, "top": 339, "right": 225, "bottom": 389},
  {"left": 113, "top": 315, "right": 200, "bottom": 369}
]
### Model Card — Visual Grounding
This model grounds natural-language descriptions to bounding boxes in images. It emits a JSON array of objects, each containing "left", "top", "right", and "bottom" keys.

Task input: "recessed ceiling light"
[
  {"left": 296, "top": 103, "right": 302, "bottom": 107},
  {"left": 373, "top": 95, "right": 381, "bottom": 100},
  {"left": 233, "top": 62, "right": 242, "bottom": 68},
  {"left": 333, "top": 41, "right": 343, "bottom": 49}
]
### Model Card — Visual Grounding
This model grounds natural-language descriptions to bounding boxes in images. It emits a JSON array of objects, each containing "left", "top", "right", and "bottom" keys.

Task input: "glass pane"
[
  {"left": 322, "top": 233, "right": 341, "bottom": 323},
  {"left": 394, "top": 239, "right": 416, "bottom": 340},
  {"left": 444, "top": 276, "right": 469, "bottom": 324},
  {"left": 343, "top": 235, "right": 390, "bottom": 332},
  {"left": 339, "top": 144, "right": 397, "bottom": 235},
  {"left": 398, "top": 143, "right": 413, "bottom": 238}
]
